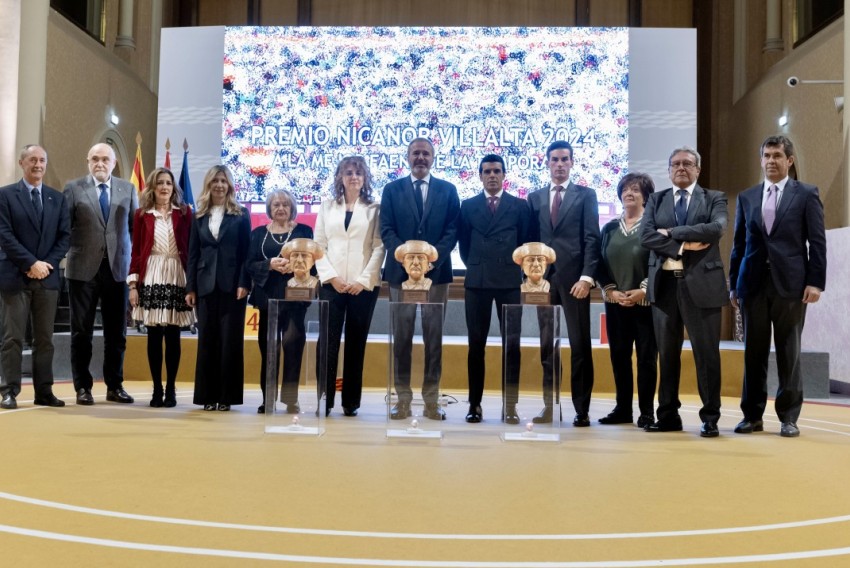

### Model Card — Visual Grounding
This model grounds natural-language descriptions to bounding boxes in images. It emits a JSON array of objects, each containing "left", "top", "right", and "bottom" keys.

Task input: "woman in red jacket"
[{"left": 128, "top": 167, "right": 194, "bottom": 407}]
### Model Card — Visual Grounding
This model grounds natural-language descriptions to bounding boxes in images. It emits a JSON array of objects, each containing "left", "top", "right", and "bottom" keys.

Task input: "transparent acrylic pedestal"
[
  {"left": 264, "top": 298, "right": 329, "bottom": 436},
  {"left": 501, "top": 303, "right": 562, "bottom": 443},
  {"left": 386, "top": 300, "right": 445, "bottom": 439}
]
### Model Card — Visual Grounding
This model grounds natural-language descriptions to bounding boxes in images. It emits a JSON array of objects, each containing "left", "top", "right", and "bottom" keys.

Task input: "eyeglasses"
[{"left": 670, "top": 161, "right": 698, "bottom": 169}]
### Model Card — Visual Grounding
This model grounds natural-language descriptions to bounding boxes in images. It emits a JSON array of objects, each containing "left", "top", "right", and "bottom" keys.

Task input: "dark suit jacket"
[
  {"left": 459, "top": 192, "right": 531, "bottom": 289},
  {"left": 641, "top": 184, "right": 729, "bottom": 308},
  {"left": 729, "top": 179, "right": 826, "bottom": 300},
  {"left": 526, "top": 182, "right": 600, "bottom": 288},
  {"left": 63, "top": 175, "right": 137, "bottom": 282},
  {"left": 0, "top": 181, "right": 70, "bottom": 293},
  {"left": 380, "top": 175, "right": 460, "bottom": 286},
  {"left": 186, "top": 206, "right": 251, "bottom": 298}
]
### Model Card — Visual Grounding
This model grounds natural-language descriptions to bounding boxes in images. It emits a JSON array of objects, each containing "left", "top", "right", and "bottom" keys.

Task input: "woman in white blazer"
[{"left": 314, "top": 156, "right": 385, "bottom": 416}]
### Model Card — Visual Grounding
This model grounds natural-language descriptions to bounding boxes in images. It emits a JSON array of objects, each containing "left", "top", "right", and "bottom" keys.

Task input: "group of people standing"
[{"left": 0, "top": 135, "right": 826, "bottom": 439}]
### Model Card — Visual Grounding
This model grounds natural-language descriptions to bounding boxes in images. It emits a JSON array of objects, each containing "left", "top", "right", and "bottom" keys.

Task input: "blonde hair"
[{"left": 196, "top": 165, "right": 242, "bottom": 217}]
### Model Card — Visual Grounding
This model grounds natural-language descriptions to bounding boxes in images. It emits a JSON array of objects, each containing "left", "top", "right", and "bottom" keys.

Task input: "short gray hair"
[{"left": 668, "top": 146, "right": 701, "bottom": 168}]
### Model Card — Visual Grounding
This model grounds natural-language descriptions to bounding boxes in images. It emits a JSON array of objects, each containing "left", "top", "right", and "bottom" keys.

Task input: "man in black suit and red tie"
[
  {"left": 380, "top": 138, "right": 460, "bottom": 421},
  {"left": 0, "top": 145, "right": 70, "bottom": 409},
  {"left": 641, "top": 146, "right": 729, "bottom": 438},
  {"left": 728, "top": 135, "right": 826, "bottom": 438},
  {"left": 458, "top": 154, "right": 532, "bottom": 423},
  {"left": 526, "top": 140, "right": 600, "bottom": 427}
]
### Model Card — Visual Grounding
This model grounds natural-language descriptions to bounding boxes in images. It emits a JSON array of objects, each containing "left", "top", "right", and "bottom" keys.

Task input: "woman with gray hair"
[{"left": 246, "top": 188, "right": 313, "bottom": 413}]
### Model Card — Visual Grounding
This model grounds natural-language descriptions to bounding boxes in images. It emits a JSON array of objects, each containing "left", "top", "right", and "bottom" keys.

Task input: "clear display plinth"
[
  {"left": 500, "top": 303, "right": 562, "bottom": 443},
  {"left": 386, "top": 301, "right": 445, "bottom": 439},
  {"left": 264, "top": 298, "right": 329, "bottom": 436}
]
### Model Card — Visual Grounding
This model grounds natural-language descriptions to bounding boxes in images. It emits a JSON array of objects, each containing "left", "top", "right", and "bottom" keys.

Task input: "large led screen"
[{"left": 221, "top": 27, "right": 628, "bottom": 204}]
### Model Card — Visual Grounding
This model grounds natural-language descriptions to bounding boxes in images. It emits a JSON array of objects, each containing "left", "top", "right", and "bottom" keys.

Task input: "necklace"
[{"left": 262, "top": 224, "right": 293, "bottom": 259}]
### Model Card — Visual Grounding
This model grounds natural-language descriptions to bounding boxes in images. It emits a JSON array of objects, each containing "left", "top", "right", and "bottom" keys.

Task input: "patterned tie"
[
  {"left": 763, "top": 184, "right": 777, "bottom": 234},
  {"left": 31, "top": 188, "right": 42, "bottom": 224},
  {"left": 99, "top": 183, "right": 110, "bottom": 223},
  {"left": 413, "top": 179, "right": 424, "bottom": 217},
  {"left": 550, "top": 185, "right": 563, "bottom": 227},
  {"left": 675, "top": 189, "right": 688, "bottom": 226},
  {"left": 487, "top": 196, "right": 498, "bottom": 215}
]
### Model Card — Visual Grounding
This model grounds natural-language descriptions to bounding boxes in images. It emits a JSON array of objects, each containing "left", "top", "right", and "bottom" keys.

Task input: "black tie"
[
  {"left": 99, "top": 183, "right": 110, "bottom": 223},
  {"left": 675, "top": 189, "right": 688, "bottom": 226},
  {"left": 31, "top": 188, "right": 42, "bottom": 224},
  {"left": 413, "top": 179, "right": 424, "bottom": 217}
]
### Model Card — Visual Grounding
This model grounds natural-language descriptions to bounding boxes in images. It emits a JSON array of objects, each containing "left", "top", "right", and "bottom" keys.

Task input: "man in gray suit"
[
  {"left": 641, "top": 146, "right": 729, "bottom": 437},
  {"left": 64, "top": 143, "right": 137, "bottom": 405},
  {"left": 0, "top": 145, "right": 70, "bottom": 409}
]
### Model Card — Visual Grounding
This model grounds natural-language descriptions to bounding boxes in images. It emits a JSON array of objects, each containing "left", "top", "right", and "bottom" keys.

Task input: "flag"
[
  {"left": 164, "top": 137, "right": 172, "bottom": 169},
  {"left": 178, "top": 139, "right": 194, "bottom": 208},
  {"left": 130, "top": 133, "right": 145, "bottom": 193}
]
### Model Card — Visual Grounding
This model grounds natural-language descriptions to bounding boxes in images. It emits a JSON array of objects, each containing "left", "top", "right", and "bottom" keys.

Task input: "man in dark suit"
[
  {"left": 458, "top": 154, "right": 532, "bottom": 423},
  {"left": 526, "top": 140, "right": 600, "bottom": 427},
  {"left": 64, "top": 143, "right": 138, "bottom": 405},
  {"left": 641, "top": 146, "right": 729, "bottom": 437},
  {"left": 0, "top": 145, "right": 70, "bottom": 409},
  {"left": 729, "top": 135, "right": 826, "bottom": 438},
  {"left": 380, "top": 138, "right": 460, "bottom": 420}
]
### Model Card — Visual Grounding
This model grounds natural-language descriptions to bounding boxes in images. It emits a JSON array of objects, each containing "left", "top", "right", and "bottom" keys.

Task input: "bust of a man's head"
[
  {"left": 281, "top": 238, "right": 324, "bottom": 287},
  {"left": 513, "top": 242, "right": 557, "bottom": 292},
  {"left": 395, "top": 240, "right": 438, "bottom": 290}
]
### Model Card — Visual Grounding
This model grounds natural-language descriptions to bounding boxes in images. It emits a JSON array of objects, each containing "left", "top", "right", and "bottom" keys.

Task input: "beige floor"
[{"left": 1, "top": 381, "right": 850, "bottom": 567}]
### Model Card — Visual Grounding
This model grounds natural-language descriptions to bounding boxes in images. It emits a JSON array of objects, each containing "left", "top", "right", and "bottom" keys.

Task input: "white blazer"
[{"left": 313, "top": 198, "right": 385, "bottom": 290}]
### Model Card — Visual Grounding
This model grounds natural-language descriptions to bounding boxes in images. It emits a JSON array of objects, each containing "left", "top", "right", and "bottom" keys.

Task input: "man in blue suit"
[
  {"left": 729, "top": 135, "right": 826, "bottom": 438},
  {"left": 0, "top": 145, "right": 70, "bottom": 409},
  {"left": 380, "top": 138, "right": 460, "bottom": 420},
  {"left": 458, "top": 155, "right": 532, "bottom": 423}
]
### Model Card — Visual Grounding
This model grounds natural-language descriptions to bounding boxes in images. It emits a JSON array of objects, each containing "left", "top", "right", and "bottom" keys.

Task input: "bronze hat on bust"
[
  {"left": 281, "top": 238, "right": 325, "bottom": 260},
  {"left": 394, "top": 240, "right": 438, "bottom": 263},
  {"left": 512, "top": 242, "right": 556, "bottom": 265}
]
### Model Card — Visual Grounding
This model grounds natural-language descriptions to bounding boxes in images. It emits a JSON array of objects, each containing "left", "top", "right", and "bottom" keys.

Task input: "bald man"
[{"left": 64, "top": 143, "right": 138, "bottom": 405}]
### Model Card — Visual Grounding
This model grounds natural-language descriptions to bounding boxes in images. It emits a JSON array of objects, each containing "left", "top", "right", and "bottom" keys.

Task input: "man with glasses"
[{"left": 641, "top": 146, "right": 728, "bottom": 437}]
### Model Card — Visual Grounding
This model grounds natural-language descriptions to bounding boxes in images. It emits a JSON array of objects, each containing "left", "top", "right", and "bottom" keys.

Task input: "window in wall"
[
  {"left": 51, "top": 0, "right": 106, "bottom": 44},
  {"left": 794, "top": 0, "right": 842, "bottom": 47}
]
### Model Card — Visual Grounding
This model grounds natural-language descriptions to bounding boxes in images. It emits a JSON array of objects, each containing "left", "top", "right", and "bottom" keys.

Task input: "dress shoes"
[
  {"left": 150, "top": 393, "right": 164, "bottom": 408},
  {"left": 780, "top": 422, "right": 800, "bottom": 437},
  {"left": 342, "top": 406, "right": 358, "bottom": 417},
  {"left": 106, "top": 388, "right": 134, "bottom": 404},
  {"left": 700, "top": 421, "right": 719, "bottom": 438},
  {"left": 644, "top": 418, "right": 684, "bottom": 432},
  {"left": 573, "top": 414, "right": 591, "bottom": 427},
  {"left": 34, "top": 393, "right": 65, "bottom": 407},
  {"left": 390, "top": 401, "right": 411, "bottom": 420},
  {"left": 217, "top": 404, "right": 230, "bottom": 411},
  {"left": 502, "top": 405, "right": 520, "bottom": 425},
  {"left": 598, "top": 411, "right": 632, "bottom": 425},
  {"left": 163, "top": 390, "right": 176, "bottom": 408},
  {"left": 532, "top": 406, "right": 554, "bottom": 424},
  {"left": 733, "top": 419, "right": 764, "bottom": 434},
  {"left": 76, "top": 388, "right": 94, "bottom": 406},
  {"left": 203, "top": 404, "right": 216, "bottom": 411},
  {"left": 636, "top": 415, "right": 654, "bottom": 429},
  {"left": 285, "top": 402, "right": 301, "bottom": 414},
  {"left": 1, "top": 393, "right": 17, "bottom": 410},
  {"left": 465, "top": 405, "right": 482, "bottom": 423},
  {"left": 424, "top": 402, "right": 446, "bottom": 421},
  {"left": 257, "top": 404, "right": 266, "bottom": 414}
]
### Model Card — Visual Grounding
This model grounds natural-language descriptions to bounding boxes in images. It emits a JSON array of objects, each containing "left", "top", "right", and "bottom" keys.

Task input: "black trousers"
[
  {"left": 68, "top": 258, "right": 128, "bottom": 391},
  {"left": 465, "top": 287, "right": 520, "bottom": 407},
  {"left": 652, "top": 272, "right": 722, "bottom": 424},
  {"left": 319, "top": 284, "right": 379, "bottom": 410},
  {"left": 258, "top": 303, "right": 307, "bottom": 406},
  {"left": 604, "top": 302, "right": 657, "bottom": 418},
  {"left": 193, "top": 289, "right": 246, "bottom": 406},
  {"left": 740, "top": 274, "right": 806, "bottom": 424}
]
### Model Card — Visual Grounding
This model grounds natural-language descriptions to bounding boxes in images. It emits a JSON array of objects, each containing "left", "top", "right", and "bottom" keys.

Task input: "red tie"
[
  {"left": 488, "top": 196, "right": 498, "bottom": 215},
  {"left": 550, "top": 186, "right": 563, "bottom": 227}
]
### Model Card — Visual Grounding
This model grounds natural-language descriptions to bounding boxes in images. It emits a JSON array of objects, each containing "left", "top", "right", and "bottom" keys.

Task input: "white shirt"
[
  {"left": 92, "top": 175, "right": 111, "bottom": 206},
  {"left": 762, "top": 176, "right": 788, "bottom": 213},
  {"left": 662, "top": 181, "right": 698, "bottom": 271},
  {"left": 209, "top": 205, "right": 225, "bottom": 240},
  {"left": 410, "top": 174, "right": 431, "bottom": 203}
]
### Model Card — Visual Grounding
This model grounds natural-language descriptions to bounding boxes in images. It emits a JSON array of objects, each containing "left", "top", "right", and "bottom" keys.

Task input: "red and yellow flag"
[{"left": 130, "top": 133, "right": 145, "bottom": 193}]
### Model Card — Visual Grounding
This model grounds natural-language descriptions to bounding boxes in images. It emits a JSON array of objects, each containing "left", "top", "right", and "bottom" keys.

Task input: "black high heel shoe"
[{"left": 163, "top": 388, "right": 176, "bottom": 408}]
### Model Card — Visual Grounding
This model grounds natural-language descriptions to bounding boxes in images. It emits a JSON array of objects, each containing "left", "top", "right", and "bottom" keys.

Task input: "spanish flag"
[{"left": 130, "top": 133, "right": 145, "bottom": 193}]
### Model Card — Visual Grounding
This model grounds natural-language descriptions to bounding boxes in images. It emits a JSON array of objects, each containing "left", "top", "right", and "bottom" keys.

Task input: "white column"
[
  {"left": 844, "top": 0, "right": 850, "bottom": 226},
  {"left": 115, "top": 0, "right": 136, "bottom": 50},
  {"left": 149, "top": 0, "right": 162, "bottom": 92},
  {"left": 15, "top": 0, "right": 49, "bottom": 160},
  {"left": 0, "top": 0, "right": 21, "bottom": 182},
  {"left": 763, "top": 0, "right": 783, "bottom": 52}
]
